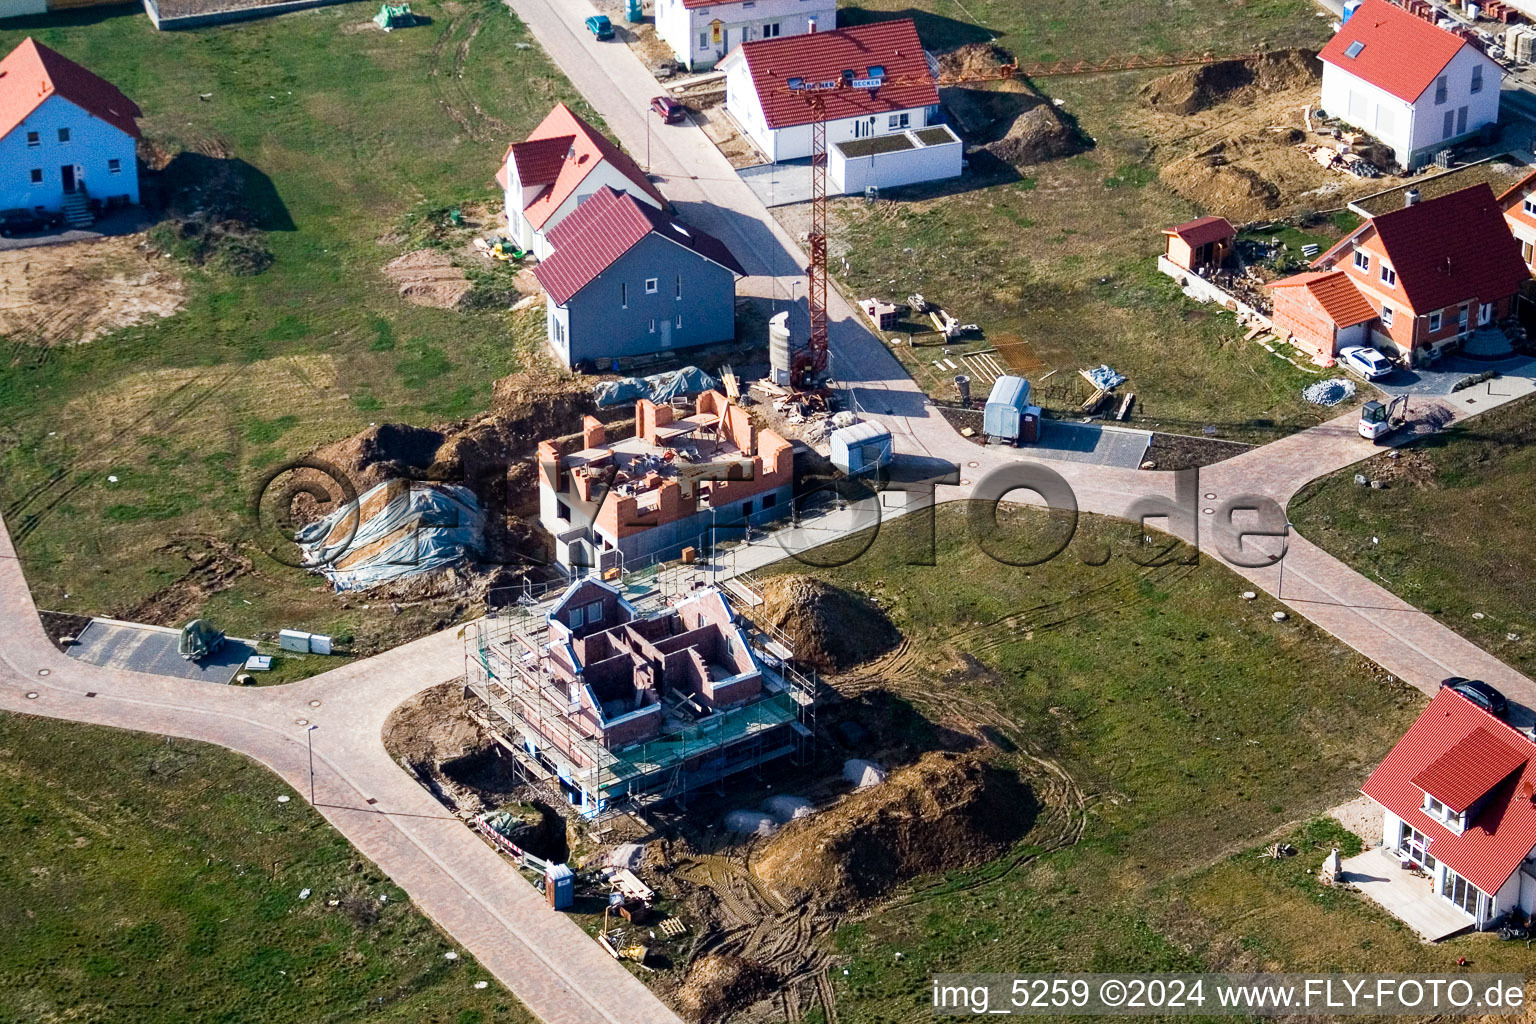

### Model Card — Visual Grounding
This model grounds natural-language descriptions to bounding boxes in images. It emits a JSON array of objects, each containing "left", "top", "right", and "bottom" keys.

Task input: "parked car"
[
  {"left": 1441, "top": 676, "right": 1510, "bottom": 718},
  {"left": 1339, "top": 345, "right": 1395, "bottom": 381},
  {"left": 585, "top": 14, "right": 614, "bottom": 39},
  {"left": 650, "top": 95, "right": 686, "bottom": 124},
  {"left": 0, "top": 208, "right": 61, "bottom": 237}
]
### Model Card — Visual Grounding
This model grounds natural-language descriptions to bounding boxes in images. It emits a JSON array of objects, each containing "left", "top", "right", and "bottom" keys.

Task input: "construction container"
[
  {"left": 983, "top": 375, "right": 1032, "bottom": 444},
  {"left": 279, "top": 629, "right": 313, "bottom": 653},
  {"left": 768, "top": 311, "right": 793, "bottom": 386},
  {"left": 830, "top": 421, "right": 894, "bottom": 476},
  {"left": 546, "top": 863, "right": 574, "bottom": 910}
]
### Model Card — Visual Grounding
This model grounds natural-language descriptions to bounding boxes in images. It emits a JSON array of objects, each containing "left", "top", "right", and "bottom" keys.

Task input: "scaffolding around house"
[{"left": 463, "top": 570, "right": 816, "bottom": 819}]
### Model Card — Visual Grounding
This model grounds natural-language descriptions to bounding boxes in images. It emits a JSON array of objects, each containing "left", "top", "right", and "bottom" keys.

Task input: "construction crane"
[{"left": 782, "top": 49, "right": 1258, "bottom": 390}]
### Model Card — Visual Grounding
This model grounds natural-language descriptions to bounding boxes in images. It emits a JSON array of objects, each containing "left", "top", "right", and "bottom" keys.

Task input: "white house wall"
[
  {"left": 505, "top": 159, "right": 664, "bottom": 259},
  {"left": 831, "top": 131, "right": 962, "bottom": 194},
  {"left": 1, "top": 93, "right": 138, "bottom": 212},
  {"left": 1321, "top": 44, "right": 1500, "bottom": 169},
  {"left": 657, "top": 0, "right": 837, "bottom": 69},
  {"left": 722, "top": 61, "right": 934, "bottom": 163}
]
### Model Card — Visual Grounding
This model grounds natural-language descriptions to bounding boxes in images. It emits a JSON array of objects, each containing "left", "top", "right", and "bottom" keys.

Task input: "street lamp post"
[
  {"left": 306, "top": 724, "right": 318, "bottom": 804},
  {"left": 1271, "top": 520, "right": 1295, "bottom": 598}
]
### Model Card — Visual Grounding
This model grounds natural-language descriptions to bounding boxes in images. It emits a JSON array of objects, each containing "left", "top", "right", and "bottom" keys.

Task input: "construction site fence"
[{"left": 472, "top": 813, "right": 555, "bottom": 875}]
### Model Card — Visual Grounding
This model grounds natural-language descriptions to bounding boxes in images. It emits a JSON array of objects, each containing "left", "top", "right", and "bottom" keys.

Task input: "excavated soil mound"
[
  {"left": 382, "top": 248, "right": 474, "bottom": 310},
  {"left": 987, "top": 103, "right": 1084, "bottom": 166},
  {"left": 937, "top": 41, "right": 1016, "bottom": 79},
  {"left": 753, "top": 751, "right": 1032, "bottom": 909},
  {"left": 1141, "top": 49, "right": 1320, "bottom": 115},
  {"left": 759, "top": 575, "right": 899, "bottom": 673},
  {"left": 1158, "top": 152, "right": 1281, "bottom": 222},
  {"left": 314, "top": 422, "right": 447, "bottom": 492},
  {"left": 675, "top": 954, "right": 777, "bottom": 1023}
]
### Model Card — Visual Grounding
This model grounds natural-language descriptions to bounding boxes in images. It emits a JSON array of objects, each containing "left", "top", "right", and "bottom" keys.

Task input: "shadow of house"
[
  {"left": 0, "top": 3, "right": 142, "bottom": 29},
  {"left": 147, "top": 151, "right": 294, "bottom": 232},
  {"left": 837, "top": 6, "right": 997, "bottom": 50}
]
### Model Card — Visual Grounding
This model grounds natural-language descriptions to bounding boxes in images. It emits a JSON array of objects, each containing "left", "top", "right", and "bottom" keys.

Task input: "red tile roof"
[
  {"left": 533, "top": 187, "right": 744, "bottom": 306},
  {"left": 0, "top": 37, "right": 141, "bottom": 142},
  {"left": 1164, "top": 216, "right": 1235, "bottom": 247},
  {"left": 1412, "top": 727, "right": 1529, "bottom": 814},
  {"left": 502, "top": 104, "right": 664, "bottom": 230},
  {"left": 1268, "top": 270, "right": 1378, "bottom": 327},
  {"left": 722, "top": 19, "right": 938, "bottom": 131},
  {"left": 1496, "top": 167, "right": 1536, "bottom": 206},
  {"left": 1362, "top": 689, "right": 1536, "bottom": 896},
  {"left": 1315, "top": 184, "right": 1528, "bottom": 312},
  {"left": 1319, "top": 0, "right": 1471, "bottom": 103}
]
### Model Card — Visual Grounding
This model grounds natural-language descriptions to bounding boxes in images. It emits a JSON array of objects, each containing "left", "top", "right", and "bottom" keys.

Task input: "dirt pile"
[
  {"left": 1159, "top": 151, "right": 1281, "bottom": 222},
  {"left": 675, "top": 954, "right": 777, "bottom": 1023},
  {"left": 936, "top": 41, "right": 1015, "bottom": 79},
  {"left": 758, "top": 575, "right": 899, "bottom": 673},
  {"left": 1141, "top": 50, "right": 1320, "bottom": 115},
  {"left": 753, "top": 751, "right": 1032, "bottom": 909},
  {"left": 314, "top": 423, "right": 448, "bottom": 492},
  {"left": 987, "top": 103, "right": 1084, "bottom": 165},
  {"left": 384, "top": 680, "right": 534, "bottom": 816},
  {"left": 382, "top": 249, "right": 474, "bottom": 309}
]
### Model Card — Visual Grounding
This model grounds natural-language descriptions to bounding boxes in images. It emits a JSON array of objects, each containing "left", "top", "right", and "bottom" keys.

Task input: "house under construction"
[{"left": 465, "top": 576, "right": 815, "bottom": 817}]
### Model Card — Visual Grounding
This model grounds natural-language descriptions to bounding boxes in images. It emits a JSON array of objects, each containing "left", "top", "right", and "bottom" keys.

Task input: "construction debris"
[{"left": 1302, "top": 377, "right": 1356, "bottom": 406}]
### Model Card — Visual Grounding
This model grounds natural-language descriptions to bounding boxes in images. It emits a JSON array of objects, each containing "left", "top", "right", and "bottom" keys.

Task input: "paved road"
[{"left": 3, "top": 6, "right": 1536, "bottom": 1024}]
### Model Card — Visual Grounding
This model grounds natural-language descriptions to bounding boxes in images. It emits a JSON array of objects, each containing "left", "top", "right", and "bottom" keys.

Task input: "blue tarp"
[
  {"left": 1084, "top": 364, "right": 1126, "bottom": 390},
  {"left": 594, "top": 366, "right": 719, "bottom": 407}
]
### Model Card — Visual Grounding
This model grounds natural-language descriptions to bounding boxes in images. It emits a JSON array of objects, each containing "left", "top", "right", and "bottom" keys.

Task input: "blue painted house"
[{"left": 532, "top": 186, "right": 745, "bottom": 370}]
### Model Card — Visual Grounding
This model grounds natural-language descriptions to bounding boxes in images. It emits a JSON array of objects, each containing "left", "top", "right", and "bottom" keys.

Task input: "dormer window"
[{"left": 1423, "top": 793, "right": 1466, "bottom": 832}]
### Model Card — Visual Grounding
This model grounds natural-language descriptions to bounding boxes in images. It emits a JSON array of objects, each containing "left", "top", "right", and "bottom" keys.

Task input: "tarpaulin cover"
[
  {"left": 593, "top": 365, "right": 719, "bottom": 407},
  {"left": 295, "top": 480, "right": 483, "bottom": 592},
  {"left": 1084, "top": 364, "right": 1126, "bottom": 390}
]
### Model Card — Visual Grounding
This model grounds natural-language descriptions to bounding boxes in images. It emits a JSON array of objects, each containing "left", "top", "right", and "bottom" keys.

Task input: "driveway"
[
  {"left": 1371, "top": 353, "right": 1536, "bottom": 399},
  {"left": 1028, "top": 420, "right": 1152, "bottom": 469},
  {"left": 737, "top": 159, "right": 814, "bottom": 208},
  {"left": 0, "top": 207, "right": 157, "bottom": 252},
  {"left": 66, "top": 618, "right": 257, "bottom": 684}
]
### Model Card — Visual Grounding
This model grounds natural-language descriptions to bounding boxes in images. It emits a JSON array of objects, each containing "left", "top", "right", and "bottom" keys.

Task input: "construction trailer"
[
  {"left": 464, "top": 577, "right": 815, "bottom": 819},
  {"left": 983, "top": 375, "right": 1042, "bottom": 445},
  {"left": 829, "top": 421, "right": 893, "bottom": 477}
]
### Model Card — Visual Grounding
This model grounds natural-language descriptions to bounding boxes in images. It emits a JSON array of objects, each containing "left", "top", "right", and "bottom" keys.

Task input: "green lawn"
[
  {"left": 0, "top": 1, "right": 575, "bottom": 647},
  {"left": 827, "top": 0, "right": 1341, "bottom": 440},
  {"left": 0, "top": 711, "right": 534, "bottom": 1024},
  {"left": 752, "top": 503, "right": 1487, "bottom": 1022},
  {"left": 1290, "top": 395, "right": 1536, "bottom": 680}
]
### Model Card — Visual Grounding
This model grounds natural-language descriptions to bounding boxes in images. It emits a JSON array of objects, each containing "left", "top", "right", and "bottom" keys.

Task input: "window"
[
  {"left": 1442, "top": 866, "right": 1482, "bottom": 918},
  {"left": 1524, "top": 241, "right": 1534, "bottom": 265},
  {"left": 1429, "top": 311, "right": 1442, "bottom": 332},
  {"left": 1435, "top": 75, "right": 1448, "bottom": 105},
  {"left": 1525, "top": 196, "right": 1536, "bottom": 216},
  {"left": 621, "top": 282, "right": 628, "bottom": 307},
  {"left": 649, "top": 318, "right": 657, "bottom": 333},
  {"left": 762, "top": 21, "right": 780, "bottom": 38},
  {"left": 644, "top": 277, "right": 658, "bottom": 294},
  {"left": 556, "top": 499, "right": 571, "bottom": 522},
  {"left": 1472, "top": 64, "right": 1484, "bottom": 94},
  {"left": 568, "top": 605, "right": 584, "bottom": 628},
  {"left": 1380, "top": 264, "right": 1396, "bottom": 287},
  {"left": 108, "top": 158, "right": 121, "bottom": 175},
  {"left": 1381, "top": 305, "right": 1394, "bottom": 327},
  {"left": 25, "top": 131, "right": 38, "bottom": 148},
  {"left": 888, "top": 112, "right": 910, "bottom": 129},
  {"left": 1457, "top": 105, "right": 1468, "bottom": 136},
  {"left": 763, "top": 492, "right": 776, "bottom": 508},
  {"left": 29, "top": 168, "right": 42, "bottom": 184},
  {"left": 742, "top": 0, "right": 754, "bottom": 6},
  {"left": 1345, "top": 40, "right": 1365, "bottom": 58},
  {"left": 1400, "top": 824, "right": 1436, "bottom": 871},
  {"left": 674, "top": 313, "right": 682, "bottom": 328},
  {"left": 699, "top": 31, "right": 708, "bottom": 50},
  {"left": 586, "top": 601, "right": 604, "bottom": 623},
  {"left": 57, "top": 127, "right": 69, "bottom": 143},
  {"left": 1353, "top": 249, "right": 1369, "bottom": 271},
  {"left": 675, "top": 274, "right": 682, "bottom": 299},
  {"left": 867, "top": 64, "right": 886, "bottom": 78},
  {"left": 1444, "top": 109, "right": 1456, "bottom": 140}
]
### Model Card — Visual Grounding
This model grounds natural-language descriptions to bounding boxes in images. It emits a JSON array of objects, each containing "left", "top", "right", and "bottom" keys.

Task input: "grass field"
[
  {"left": 0, "top": 0, "right": 577, "bottom": 650},
  {"left": 826, "top": 0, "right": 1342, "bottom": 440},
  {"left": 751, "top": 503, "right": 1533, "bottom": 1022},
  {"left": 0, "top": 711, "right": 534, "bottom": 1024},
  {"left": 1290, "top": 395, "right": 1536, "bottom": 680}
]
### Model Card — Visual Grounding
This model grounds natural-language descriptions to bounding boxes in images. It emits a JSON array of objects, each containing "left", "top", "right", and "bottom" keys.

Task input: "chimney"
[{"left": 1405, "top": 188, "right": 1421, "bottom": 207}]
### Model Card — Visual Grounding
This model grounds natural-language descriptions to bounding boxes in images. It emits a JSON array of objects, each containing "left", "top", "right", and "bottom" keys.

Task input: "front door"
[
  {"left": 1479, "top": 302, "right": 1494, "bottom": 326},
  {"left": 660, "top": 318, "right": 672, "bottom": 348},
  {"left": 60, "top": 164, "right": 75, "bottom": 193}
]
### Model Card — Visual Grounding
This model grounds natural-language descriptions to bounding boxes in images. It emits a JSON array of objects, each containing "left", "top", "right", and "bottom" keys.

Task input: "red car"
[{"left": 650, "top": 96, "right": 686, "bottom": 124}]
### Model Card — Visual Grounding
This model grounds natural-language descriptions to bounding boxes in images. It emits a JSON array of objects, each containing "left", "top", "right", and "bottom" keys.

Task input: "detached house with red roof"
[
  {"left": 719, "top": 18, "right": 959, "bottom": 192},
  {"left": 498, "top": 103, "right": 665, "bottom": 261},
  {"left": 0, "top": 38, "right": 140, "bottom": 224},
  {"left": 1352, "top": 688, "right": 1536, "bottom": 937},
  {"left": 1495, "top": 168, "right": 1536, "bottom": 274},
  {"left": 655, "top": 0, "right": 836, "bottom": 71},
  {"left": 1269, "top": 184, "right": 1528, "bottom": 365},
  {"left": 532, "top": 186, "right": 744, "bottom": 370},
  {"left": 1319, "top": 0, "right": 1501, "bottom": 172}
]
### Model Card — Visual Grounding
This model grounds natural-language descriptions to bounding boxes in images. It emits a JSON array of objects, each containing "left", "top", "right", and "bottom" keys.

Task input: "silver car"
[{"left": 1339, "top": 345, "right": 1394, "bottom": 381}]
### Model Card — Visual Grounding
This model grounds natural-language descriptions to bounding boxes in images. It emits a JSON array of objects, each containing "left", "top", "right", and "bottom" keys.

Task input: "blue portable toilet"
[
  {"left": 830, "top": 421, "right": 893, "bottom": 476},
  {"left": 984, "top": 376, "right": 1032, "bottom": 444},
  {"left": 1342, "top": 0, "right": 1362, "bottom": 21},
  {"left": 626, "top": 0, "right": 642, "bottom": 22},
  {"left": 545, "top": 863, "right": 574, "bottom": 910}
]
